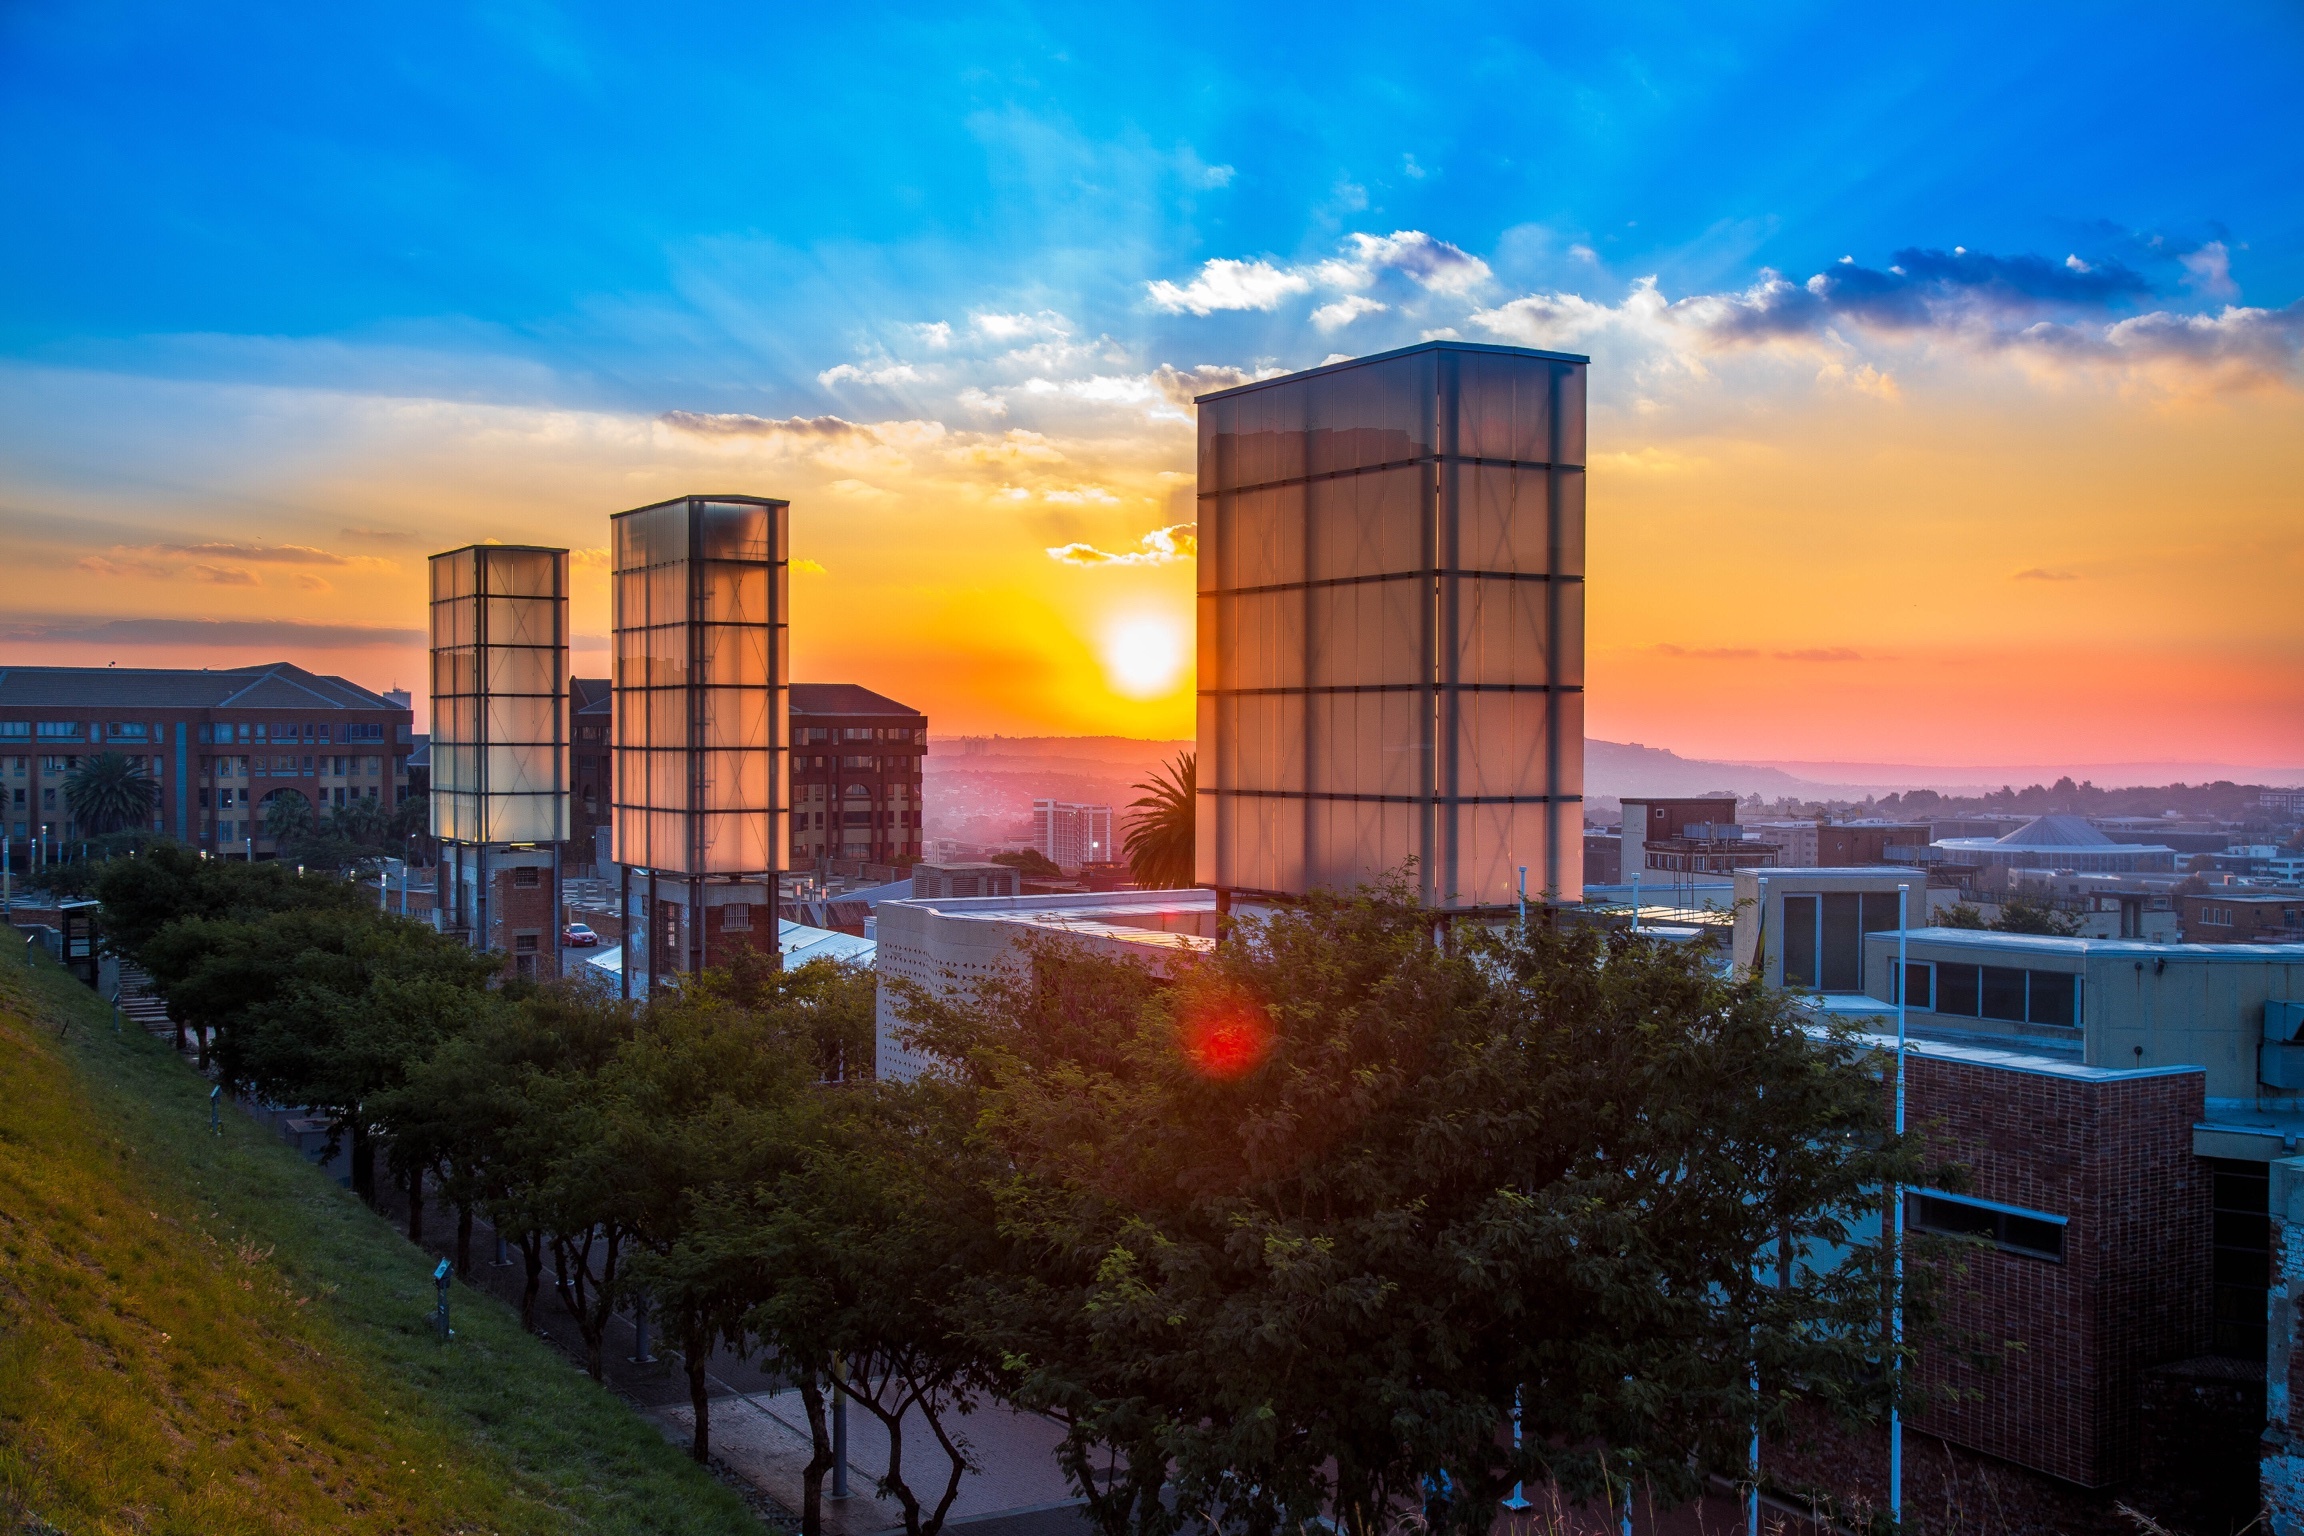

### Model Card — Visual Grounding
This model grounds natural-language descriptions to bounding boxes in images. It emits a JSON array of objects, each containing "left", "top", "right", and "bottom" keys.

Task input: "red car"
[{"left": 563, "top": 923, "right": 600, "bottom": 948}]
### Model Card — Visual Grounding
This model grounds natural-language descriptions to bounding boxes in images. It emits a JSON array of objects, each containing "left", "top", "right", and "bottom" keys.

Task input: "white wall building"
[{"left": 1032, "top": 799, "right": 1115, "bottom": 872}]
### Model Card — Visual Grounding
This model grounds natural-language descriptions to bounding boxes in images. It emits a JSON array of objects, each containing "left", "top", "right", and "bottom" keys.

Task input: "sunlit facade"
[
  {"left": 428, "top": 544, "right": 570, "bottom": 971},
  {"left": 610, "top": 494, "right": 789, "bottom": 986},
  {"left": 1195, "top": 341, "right": 1588, "bottom": 910}
]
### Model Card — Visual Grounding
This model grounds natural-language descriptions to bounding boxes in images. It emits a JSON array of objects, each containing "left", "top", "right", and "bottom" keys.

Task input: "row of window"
[
  {"left": 793, "top": 726, "right": 925, "bottom": 745},
  {"left": 791, "top": 809, "right": 920, "bottom": 829},
  {"left": 203, "top": 755, "right": 387, "bottom": 778},
  {"left": 1897, "top": 961, "right": 2081, "bottom": 1028},
  {"left": 790, "top": 755, "right": 924, "bottom": 773},
  {"left": 0, "top": 720, "right": 390, "bottom": 744}
]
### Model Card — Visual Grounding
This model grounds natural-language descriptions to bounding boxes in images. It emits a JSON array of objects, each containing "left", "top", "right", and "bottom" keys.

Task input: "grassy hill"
[{"left": 0, "top": 949, "right": 765, "bottom": 1536}]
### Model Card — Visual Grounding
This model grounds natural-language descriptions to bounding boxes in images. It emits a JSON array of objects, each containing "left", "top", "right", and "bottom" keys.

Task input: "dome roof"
[{"left": 1993, "top": 813, "right": 2116, "bottom": 849}]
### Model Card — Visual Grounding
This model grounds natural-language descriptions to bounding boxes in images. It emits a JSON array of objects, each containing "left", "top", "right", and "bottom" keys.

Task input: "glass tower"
[
  {"left": 1194, "top": 341, "right": 1587, "bottom": 910},
  {"left": 610, "top": 494, "right": 789, "bottom": 986},
  {"left": 428, "top": 544, "right": 570, "bottom": 960}
]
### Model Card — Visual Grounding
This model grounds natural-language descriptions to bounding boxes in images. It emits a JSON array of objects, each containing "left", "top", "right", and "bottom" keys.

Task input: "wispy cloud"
[
  {"left": 1146, "top": 258, "right": 1313, "bottom": 315},
  {"left": 0, "top": 614, "right": 424, "bottom": 647},
  {"left": 1047, "top": 523, "right": 1197, "bottom": 566},
  {"left": 1311, "top": 294, "right": 1389, "bottom": 331},
  {"left": 2013, "top": 567, "right": 2079, "bottom": 582}
]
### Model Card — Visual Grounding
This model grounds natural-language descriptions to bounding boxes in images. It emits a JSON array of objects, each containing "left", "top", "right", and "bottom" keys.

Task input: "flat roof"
[
  {"left": 1193, "top": 339, "right": 1591, "bottom": 405},
  {"left": 1835, "top": 1024, "right": 2204, "bottom": 1084},
  {"left": 1861, "top": 927, "right": 2304, "bottom": 961}
]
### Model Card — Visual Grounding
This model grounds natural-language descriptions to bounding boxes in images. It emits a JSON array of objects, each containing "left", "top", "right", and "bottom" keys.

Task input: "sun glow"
[{"left": 1102, "top": 615, "right": 1186, "bottom": 699}]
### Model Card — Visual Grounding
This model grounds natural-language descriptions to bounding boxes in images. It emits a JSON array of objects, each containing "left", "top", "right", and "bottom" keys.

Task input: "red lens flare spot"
[{"left": 1180, "top": 1004, "right": 1272, "bottom": 1080}]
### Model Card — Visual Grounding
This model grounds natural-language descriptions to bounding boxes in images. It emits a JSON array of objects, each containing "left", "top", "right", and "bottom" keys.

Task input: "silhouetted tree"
[
  {"left": 1122, "top": 750, "right": 1196, "bottom": 889},
  {"left": 62, "top": 751, "right": 157, "bottom": 837}
]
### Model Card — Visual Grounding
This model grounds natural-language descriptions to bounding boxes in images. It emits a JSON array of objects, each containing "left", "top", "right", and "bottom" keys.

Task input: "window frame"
[{"left": 1906, "top": 1189, "right": 2066, "bottom": 1262}]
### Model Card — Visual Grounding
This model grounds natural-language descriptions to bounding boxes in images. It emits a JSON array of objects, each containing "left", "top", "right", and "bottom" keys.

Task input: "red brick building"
[
  {"left": 789, "top": 683, "right": 926, "bottom": 870},
  {"left": 1891, "top": 1040, "right": 2211, "bottom": 1487},
  {"left": 2181, "top": 891, "right": 2304, "bottom": 944},
  {"left": 0, "top": 662, "right": 415, "bottom": 859},
  {"left": 570, "top": 674, "right": 612, "bottom": 861}
]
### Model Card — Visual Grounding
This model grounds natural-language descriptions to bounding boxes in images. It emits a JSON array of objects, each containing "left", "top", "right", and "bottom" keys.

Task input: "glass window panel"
[
  {"left": 699, "top": 500, "right": 773, "bottom": 560},
  {"left": 702, "top": 749, "right": 770, "bottom": 811},
  {"left": 1938, "top": 963, "right": 1981, "bottom": 1016},
  {"left": 1307, "top": 466, "right": 1425, "bottom": 582},
  {"left": 1782, "top": 896, "right": 1819, "bottom": 988},
  {"left": 1452, "top": 690, "right": 1555, "bottom": 799},
  {"left": 1307, "top": 576, "right": 1423, "bottom": 688},
  {"left": 1450, "top": 578, "right": 1550, "bottom": 687},
  {"left": 1305, "top": 354, "right": 1433, "bottom": 476},
  {"left": 1217, "top": 484, "right": 1305, "bottom": 592},
  {"left": 703, "top": 686, "right": 772, "bottom": 752},
  {"left": 1448, "top": 802, "right": 1556, "bottom": 909},
  {"left": 644, "top": 692, "right": 690, "bottom": 752},
  {"left": 1456, "top": 465, "right": 1554, "bottom": 574},
  {"left": 1214, "top": 694, "right": 1303, "bottom": 794},
  {"left": 701, "top": 565, "right": 769, "bottom": 624},
  {"left": 483, "top": 645, "right": 561, "bottom": 697},
  {"left": 1981, "top": 966, "right": 2027, "bottom": 1022},
  {"left": 2027, "top": 970, "right": 2077, "bottom": 1027},
  {"left": 485, "top": 594, "right": 560, "bottom": 648},
  {"left": 1308, "top": 692, "right": 1422, "bottom": 798},
  {"left": 483, "top": 547, "right": 556, "bottom": 597},
  {"left": 1454, "top": 351, "right": 1558, "bottom": 465},
  {"left": 1225, "top": 588, "right": 1306, "bottom": 692},
  {"left": 701, "top": 624, "right": 770, "bottom": 689},
  {"left": 1553, "top": 689, "right": 1585, "bottom": 799},
  {"left": 484, "top": 696, "right": 558, "bottom": 747}
]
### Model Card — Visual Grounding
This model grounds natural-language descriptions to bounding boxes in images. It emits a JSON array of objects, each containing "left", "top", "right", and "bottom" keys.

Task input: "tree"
[
  {"left": 95, "top": 840, "right": 372, "bottom": 962},
  {"left": 991, "top": 849, "right": 1062, "bottom": 880},
  {"left": 902, "top": 883, "right": 1938, "bottom": 1536},
  {"left": 615, "top": 989, "right": 827, "bottom": 1463},
  {"left": 724, "top": 1076, "right": 999, "bottom": 1536},
  {"left": 1939, "top": 901, "right": 1989, "bottom": 929},
  {"left": 1122, "top": 751, "right": 1196, "bottom": 889},
  {"left": 701, "top": 949, "right": 878, "bottom": 1083},
  {"left": 62, "top": 751, "right": 158, "bottom": 837},
  {"left": 1990, "top": 892, "right": 2084, "bottom": 936},
  {"left": 262, "top": 789, "right": 316, "bottom": 848}
]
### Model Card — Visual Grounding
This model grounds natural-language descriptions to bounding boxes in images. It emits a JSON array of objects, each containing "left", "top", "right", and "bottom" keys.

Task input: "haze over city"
[{"left": 4, "top": 3, "right": 2299, "bottom": 774}]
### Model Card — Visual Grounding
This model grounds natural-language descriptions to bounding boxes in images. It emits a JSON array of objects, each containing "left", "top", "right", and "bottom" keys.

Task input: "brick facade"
[{"left": 1903, "top": 1052, "right": 2209, "bottom": 1487}]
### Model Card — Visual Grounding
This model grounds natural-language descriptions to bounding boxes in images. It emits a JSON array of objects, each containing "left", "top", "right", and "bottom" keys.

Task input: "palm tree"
[
  {"left": 262, "top": 789, "right": 316, "bottom": 847},
  {"left": 1123, "top": 750, "right": 1196, "bottom": 889},
  {"left": 62, "top": 751, "right": 158, "bottom": 837}
]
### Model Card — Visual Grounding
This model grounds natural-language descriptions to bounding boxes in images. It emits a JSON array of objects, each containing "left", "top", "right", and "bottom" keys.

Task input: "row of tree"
[{"left": 93, "top": 844, "right": 1943, "bottom": 1536}]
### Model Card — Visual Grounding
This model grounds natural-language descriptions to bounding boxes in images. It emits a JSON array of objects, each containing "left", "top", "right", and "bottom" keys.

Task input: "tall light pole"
[{"left": 1889, "top": 881, "right": 1910, "bottom": 1529}]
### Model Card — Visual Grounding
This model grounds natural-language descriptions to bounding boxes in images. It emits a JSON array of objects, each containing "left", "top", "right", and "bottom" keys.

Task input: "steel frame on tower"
[
  {"left": 428, "top": 544, "right": 571, "bottom": 977},
  {"left": 609, "top": 494, "right": 788, "bottom": 995},
  {"left": 1193, "top": 341, "right": 1588, "bottom": 915}
]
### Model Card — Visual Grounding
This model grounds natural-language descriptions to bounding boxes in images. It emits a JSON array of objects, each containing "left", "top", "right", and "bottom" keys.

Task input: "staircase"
[{"left": 115, "top": 963, "right": 179, "bottom": 1042}]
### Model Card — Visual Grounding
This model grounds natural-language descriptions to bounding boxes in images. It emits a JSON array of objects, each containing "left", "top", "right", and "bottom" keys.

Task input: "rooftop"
[
  {"left": 1862, "top": 927, "right": 2304, "bottom": 962},
  {"left": 790, "top": 682, "right": 925, "bottom": 719},
  {"left": 1192, "top": 339, "right": 1591, "bottom": 404},
  {"left": 0, "top": 661, "right": 407, "bottom": 713}
]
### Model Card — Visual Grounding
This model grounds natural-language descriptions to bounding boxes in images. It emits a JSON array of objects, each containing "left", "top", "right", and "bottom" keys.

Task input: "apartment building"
[
  {"left": 789, "top": 683, "right": 927, "bottom": 869},
  {"left": 1032, "top": 799, "right": 1115, "bottom": 874},
  {"left": 0, "top": 662, "right": 414, "bottom": 858}
]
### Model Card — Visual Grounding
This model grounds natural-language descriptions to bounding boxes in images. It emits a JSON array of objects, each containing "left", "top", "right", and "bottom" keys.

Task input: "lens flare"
[{"left": 1179, "top": 1001, "right": 1272, "bottom": 1080}]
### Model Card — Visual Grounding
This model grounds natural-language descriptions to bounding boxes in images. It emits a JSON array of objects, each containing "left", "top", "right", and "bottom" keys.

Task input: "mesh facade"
[
  {"left": 1195, "top": 342, "right": 1586, "bottom": 908},
  {"left": 610, "top": 495, "right": 789, "bottom": 877},
  {"left": 427, "top": 545, "right": 569, "bottom": 845}
]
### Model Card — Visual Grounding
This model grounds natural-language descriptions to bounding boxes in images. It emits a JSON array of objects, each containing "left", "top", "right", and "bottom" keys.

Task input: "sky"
[{"left": 3, "top": 1, "right": 2300, "bottom": 772}]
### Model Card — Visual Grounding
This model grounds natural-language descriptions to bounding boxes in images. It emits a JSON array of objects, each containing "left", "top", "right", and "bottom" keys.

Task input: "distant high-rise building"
[
  {"left": 1034, "top": 799, "right": 1114, "bottom": 873},
  {"left": 1194, "top": 340, "right": 1589, "bottom": 909}
]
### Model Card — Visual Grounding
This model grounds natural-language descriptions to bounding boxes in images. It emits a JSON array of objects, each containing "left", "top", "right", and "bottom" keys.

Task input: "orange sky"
[{"left": 3, "top": 319, "right": 2299, "bottom": 773}]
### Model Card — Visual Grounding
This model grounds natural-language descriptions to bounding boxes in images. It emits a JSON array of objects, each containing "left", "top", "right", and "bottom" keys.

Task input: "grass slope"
[{"left": 0, "top": 949, "right": 763, "bottom": 1536}]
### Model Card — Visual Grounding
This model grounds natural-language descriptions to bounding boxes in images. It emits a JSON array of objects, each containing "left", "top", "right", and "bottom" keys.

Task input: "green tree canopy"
[{"left": 901, "top": 883, "right": 1937, "bottom": 1536}]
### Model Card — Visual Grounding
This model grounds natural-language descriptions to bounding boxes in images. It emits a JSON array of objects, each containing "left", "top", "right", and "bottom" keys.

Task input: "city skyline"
[{"left": 3, "top": 3, "right": 2300, "bottom": 768}]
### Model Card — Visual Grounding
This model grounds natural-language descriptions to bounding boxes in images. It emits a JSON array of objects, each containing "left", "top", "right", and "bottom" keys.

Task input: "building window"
[
  {"left": 1931, "top": 963, "right": 2080, "bottom": 1027},
  {"left": 722, "top": 904, "right": 751, "bottom": 931},
  {"left": 1780, "top": 892, "right": 1903, "bottom": 991},
  {"left": 1906, "top": 1191, "right": 2065, "bottom": 1262},
  {"left": 513, "top": 866, "right": 541, "bottom": 888},
  {"left": 0, "top": 723, "right": 26, "bottom": 740},
  {"left": 2209, "top": 1157, "right": 2270, "bottom": 1359},
  {"left": 108, "top": 723, "right": 148, "bottom": 741},
  {"left": 35, "top": 722, "right": 79, "bottom": 741}
]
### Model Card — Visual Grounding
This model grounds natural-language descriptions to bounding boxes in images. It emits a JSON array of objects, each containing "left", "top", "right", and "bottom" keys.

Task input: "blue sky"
[{"left": 3, "top": 1, "right": 2301, "bottom": 766}]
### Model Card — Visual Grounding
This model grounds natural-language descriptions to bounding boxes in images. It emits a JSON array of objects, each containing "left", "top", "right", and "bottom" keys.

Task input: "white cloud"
[
  {"left": 1314, "top": 231, "right": 1491, "bottom": 295},
  {"left": 909, "top": 321, "right": 954, "bottom": 349},
  {"left": 972, "top": 310, "right": 1071, "bottom": 341},
  {"left": 1146, "top": 258, "right": 1314, "bottom": 316},
  {"left": 1311, "top": 294, "right": 1389, "bottom": 332},
  {"left": 2178, "top": 241, "right": 2239, "bottom": 300},
  {"left": 818, "top": 360, "right": 924, "bottom": 387},
  {"left": 1046, "top": 522, "right": 1197, "bottom": 565}
]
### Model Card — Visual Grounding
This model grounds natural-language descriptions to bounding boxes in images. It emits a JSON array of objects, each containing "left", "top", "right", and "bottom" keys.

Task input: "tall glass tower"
[
  {"left": 1194, "top": 341, "right": 1588, "bottom": 911},
  {"left": 609, "top": 494, "right": 789, "bottom": 992},
  {"left": 428, "top": 544, "right": 571, "bottom": 974}
]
